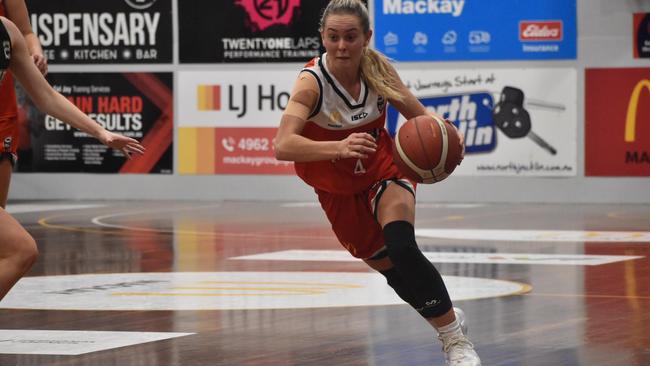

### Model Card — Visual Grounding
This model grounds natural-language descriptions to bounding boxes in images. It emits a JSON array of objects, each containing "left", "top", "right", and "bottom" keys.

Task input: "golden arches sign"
[{"left": 626, "top": 79, "right": 650, "bottom": 142}]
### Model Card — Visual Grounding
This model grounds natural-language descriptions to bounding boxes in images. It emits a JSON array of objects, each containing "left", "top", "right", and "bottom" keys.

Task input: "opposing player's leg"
[
  {"left": 0, "top": 207, "right": 38, "bottom": 300},
  {"left": 0, "top": 155, "right": 11, "bottom": 208}
]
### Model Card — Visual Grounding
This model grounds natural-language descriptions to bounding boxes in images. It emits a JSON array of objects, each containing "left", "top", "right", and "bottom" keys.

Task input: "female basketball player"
[
  {"left": 0, "top": 16, "right": 145, "bottom": 301},
  {"left": 1, "top": 0, "right": 47, "bottom": 208},
  {"left": 273, "top": 1, "right": 480, "bottom": 365}
]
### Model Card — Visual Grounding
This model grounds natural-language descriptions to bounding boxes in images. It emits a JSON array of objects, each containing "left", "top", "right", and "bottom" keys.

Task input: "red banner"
[
  {"left": 585, "top": 68, "right": 650, "bottom": 176},
  {"left": 214, "top": 127, "right": 293, "bottom": 174}
]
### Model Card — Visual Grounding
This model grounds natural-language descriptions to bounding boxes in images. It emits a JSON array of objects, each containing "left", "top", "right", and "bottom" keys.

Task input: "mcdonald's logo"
[{"left": 625, "top": 79, "right": 650, "bottom": 142}]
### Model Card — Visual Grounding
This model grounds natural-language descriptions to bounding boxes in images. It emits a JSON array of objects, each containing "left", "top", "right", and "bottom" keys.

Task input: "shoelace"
[{"left": 439, "top": 333, "right": 475, "bottom": 354}]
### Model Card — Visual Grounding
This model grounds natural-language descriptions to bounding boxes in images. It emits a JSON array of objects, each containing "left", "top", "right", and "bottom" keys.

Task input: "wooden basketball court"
[{"left": 1, "top": 200, "right": 649, "bottom": 365}]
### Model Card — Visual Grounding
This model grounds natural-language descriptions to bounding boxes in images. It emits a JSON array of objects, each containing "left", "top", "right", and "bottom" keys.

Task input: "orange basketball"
[{"left": 392, "top": 115, "right": 463, "bottom": 184}]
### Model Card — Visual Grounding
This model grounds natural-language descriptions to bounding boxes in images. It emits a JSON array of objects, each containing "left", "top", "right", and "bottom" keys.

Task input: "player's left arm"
[
  {"left": 384, "top": 62, "right": 431, "bottom": 120},
  {"left": 384, "top": 62, "right": 464, "bottom": 156},
  {"left": 4, "top": 18, "right": 144, "bottom": 157}
]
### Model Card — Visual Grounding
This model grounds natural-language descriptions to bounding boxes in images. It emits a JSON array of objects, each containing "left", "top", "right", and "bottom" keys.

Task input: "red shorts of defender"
[
  {"left": 316, "top": 178, "right": 416, "bottom": 259},
  {"left": 0, "top": 116, "right": 18, "bottom": 165}
]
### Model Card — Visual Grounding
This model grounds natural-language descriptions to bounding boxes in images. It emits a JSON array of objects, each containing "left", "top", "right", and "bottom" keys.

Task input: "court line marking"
[
  {"left": 1, "top": 272, "right": 533, "bottom": 310},
  {"left": 524, "top": 293, "right": 650, "bottom": 300},
  {"left": 232, "top": 249, "right": 643, "bottom": 266},
  {"left": 6, "top": 203, "right": 105, "bottom": 214},
  {"left": 38, "top": 205, "right": 336, "bottom": 240}
]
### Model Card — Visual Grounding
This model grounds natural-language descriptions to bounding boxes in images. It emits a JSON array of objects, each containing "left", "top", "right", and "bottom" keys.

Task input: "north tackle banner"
[
  {"left": 178, "top": 0, "right": 333, "bottom": 63},
  {"left": 14, "top": 73, "right": 173, "bottom": 173},
  {"left": 374, "top": 0, "right": 576, "bottom": 61},
  {"left": 26, "top": 0, "right": 172, "bottom": 64},
  {"left": 586, "top": 68, "right": 650, "bottom": 176},
  {"left": 388, "top": 67, "right": 577, "bottom": 176}
]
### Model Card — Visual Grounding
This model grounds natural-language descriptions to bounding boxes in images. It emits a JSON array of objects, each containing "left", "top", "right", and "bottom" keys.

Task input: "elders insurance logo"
[
  {"left": 235, "top": 0, "right": 301, "bottom": 31},
  {"left": 519, "top": 21, "right": 563, "bottom": 41},
  {"left": 124, "top": 0, "right": 158, "bottom": 10}
]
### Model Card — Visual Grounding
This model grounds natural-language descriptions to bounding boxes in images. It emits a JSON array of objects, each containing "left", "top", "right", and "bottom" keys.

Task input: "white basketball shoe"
[{"left": 437, "top": 307, "right": 481, "bottom": 366}]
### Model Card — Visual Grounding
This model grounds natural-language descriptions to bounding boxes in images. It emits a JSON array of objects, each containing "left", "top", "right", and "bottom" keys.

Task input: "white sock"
[{"left": 437, "top": 318, "right": 462, "bottom": 336}]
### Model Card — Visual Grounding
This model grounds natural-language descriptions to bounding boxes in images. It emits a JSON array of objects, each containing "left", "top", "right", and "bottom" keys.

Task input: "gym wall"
[{"left": 9, "top": 0, "right": 650, "bottom": 203}]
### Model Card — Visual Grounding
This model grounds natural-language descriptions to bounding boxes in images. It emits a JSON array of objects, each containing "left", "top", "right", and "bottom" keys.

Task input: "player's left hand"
[
  {"left": 32, "top": 54, "right": 48, "bottom": 75},
  {"left": 99, "top": 131, "right": 146, "bottom": 159},
  {"left": 446, "top": 119, "right": 465, "bottom": 162}
]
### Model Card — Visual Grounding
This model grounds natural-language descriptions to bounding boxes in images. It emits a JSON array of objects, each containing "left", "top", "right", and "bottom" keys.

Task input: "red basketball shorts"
[{"left": 316, "top": 177, "right": 416, "bottom": 259}]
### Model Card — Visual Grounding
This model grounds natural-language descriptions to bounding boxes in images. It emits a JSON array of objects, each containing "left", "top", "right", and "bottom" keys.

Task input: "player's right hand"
[{"left": 336, "top": 132, "right": 377, "bottom": 160}]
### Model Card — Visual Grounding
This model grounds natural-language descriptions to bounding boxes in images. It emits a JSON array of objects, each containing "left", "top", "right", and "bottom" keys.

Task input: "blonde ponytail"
[{"left": 360, "top": 48, "right": 404, "bottom": 102}]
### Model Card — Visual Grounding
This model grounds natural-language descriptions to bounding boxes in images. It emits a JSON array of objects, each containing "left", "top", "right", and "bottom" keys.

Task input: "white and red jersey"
[
  {"left": 294, "top": 53, "right": 402, "bottom": 194},
  {"left": 0, "top": 4, "right": 18, "bottom": 119},
  {"left": 0, "top": 4, "right": 18, "bottom": 120}
]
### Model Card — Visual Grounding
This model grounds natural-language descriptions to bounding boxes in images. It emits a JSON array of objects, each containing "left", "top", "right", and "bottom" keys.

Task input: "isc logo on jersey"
[{"left": 351, "top": 111, "right": 368, "bottom": 121}]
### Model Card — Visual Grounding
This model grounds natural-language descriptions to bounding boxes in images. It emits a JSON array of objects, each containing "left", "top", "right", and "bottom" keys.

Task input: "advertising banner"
[
  {"left": 374, "top": 0, "right": 576, "bottom": 61},
  {"left": 585, "top": 68, "right": 650, "bottom": 176},
  {"left": 634, "top": 13, "right": 650, "bottom": 59},
  {"left": 15, "top": 73, "right": 173, "bottom": 173},
  {"left": 26, "top": 0, "right": 172, "bottom": 64},
  {"left": 388, "top": 67, "right": 577, "bottom": 176},
  {"left": 178, "top": 0, "right": 333, "bottom": 63},
  {"left": 177, "top": 71, "right": 294, "bottom": 174}
]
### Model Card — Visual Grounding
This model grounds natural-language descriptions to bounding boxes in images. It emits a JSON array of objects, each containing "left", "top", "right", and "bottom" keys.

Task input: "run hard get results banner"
[{"left": 15, "top": 73, "right": 173, "bottom": 173}]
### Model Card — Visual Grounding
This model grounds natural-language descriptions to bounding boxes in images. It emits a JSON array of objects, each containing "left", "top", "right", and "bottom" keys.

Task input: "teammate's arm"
[
  {"left": 3, "top": 0, "right": 47, "bottom": 75},
  {"left": 2, "top": 17, "right": 144, "bottom": 157},
  {"left": 274, "top": 72, "right": 376, "bottom": 162}
]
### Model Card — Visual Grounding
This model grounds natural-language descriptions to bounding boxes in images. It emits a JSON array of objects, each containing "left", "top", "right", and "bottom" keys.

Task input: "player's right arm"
[
  {"left": 274, "top": 72, "right": 376, "bottom": 162},
  {"left": 3, "top": 0, "right": 47, "bottom": 74},
  {"left": 2, "top": 17, "right": 144, "bottom": 157}
]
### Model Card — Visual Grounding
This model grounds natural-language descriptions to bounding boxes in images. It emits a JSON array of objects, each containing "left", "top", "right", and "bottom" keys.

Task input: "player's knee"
[
  {"left": 20, "top": 235, "right": 38, "bottom": 269},
  {"left": 383, "top": 220, "right": 418, "bottom": 261},
  {"left": 4, "top": 232, "right": 38, "bottom": 270}
]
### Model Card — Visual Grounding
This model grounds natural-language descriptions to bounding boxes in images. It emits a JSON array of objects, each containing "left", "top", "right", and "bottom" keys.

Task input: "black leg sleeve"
[{"left": 383, "top": 220, "right": 453, "bottom": 318}]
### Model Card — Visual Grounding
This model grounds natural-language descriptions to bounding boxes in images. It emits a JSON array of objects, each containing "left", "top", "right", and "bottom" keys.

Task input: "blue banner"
[
  {"left": 387, "top": 92, "right": 497, "bottom": 154},
  {"left": 374, "top": 0, "right": 576, "bottom": 61}
]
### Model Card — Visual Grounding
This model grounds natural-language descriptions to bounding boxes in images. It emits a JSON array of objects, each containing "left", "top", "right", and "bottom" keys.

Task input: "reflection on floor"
[{"left": 1, "top": 201, "right": 649, "bottom": 366}]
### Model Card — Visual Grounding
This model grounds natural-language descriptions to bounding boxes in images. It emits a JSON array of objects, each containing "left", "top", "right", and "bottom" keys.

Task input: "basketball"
[{"left": 392, "top": 115, "right": 463, "bottom": 184}]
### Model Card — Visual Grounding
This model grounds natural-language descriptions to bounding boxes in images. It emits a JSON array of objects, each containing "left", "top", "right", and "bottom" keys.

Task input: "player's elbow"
[{"left": 273, "top": 137, "right": 290, "bottom": 161}]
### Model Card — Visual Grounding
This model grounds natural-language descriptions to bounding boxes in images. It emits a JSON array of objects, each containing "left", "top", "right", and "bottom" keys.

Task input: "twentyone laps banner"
[
  {"left": 178, "top": 0, "right": 335, "bottom": 63},
  {"left": 374, "top": 0, "right": 576, "bottom": 61},
  {"left": 15, "top": 73, "right": 173, "bottom": 173},
  {"left": 27, "top": 0, "right": 172, "bottom": 64},
  {"left": 585, "top": 68, "right": 650, "bottom": 176}
]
